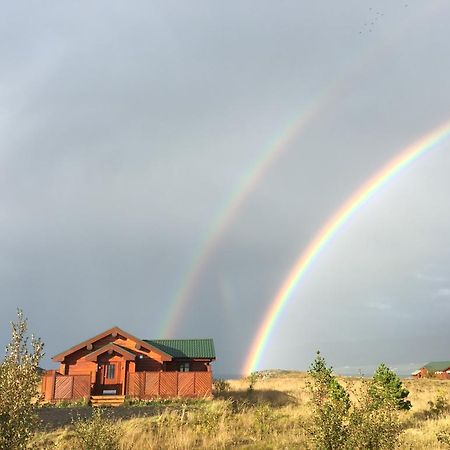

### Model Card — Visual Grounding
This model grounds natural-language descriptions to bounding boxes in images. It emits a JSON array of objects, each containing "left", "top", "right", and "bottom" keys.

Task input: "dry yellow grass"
[{"left": 31, "top": 372, "right": 450, "bottom": 449}]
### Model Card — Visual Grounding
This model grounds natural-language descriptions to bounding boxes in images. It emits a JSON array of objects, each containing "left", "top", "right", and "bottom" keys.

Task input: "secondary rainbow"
[
  {"left": 159, "top": 105, "right": 320, "bottom": 337},
  {"left": 243, "top": 119, "right": 450, "bottom": 375}
]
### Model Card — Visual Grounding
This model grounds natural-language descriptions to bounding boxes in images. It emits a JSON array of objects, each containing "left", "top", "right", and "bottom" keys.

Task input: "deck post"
[{"left": 51, "top": 370, "right": 57, "bottom": 402}]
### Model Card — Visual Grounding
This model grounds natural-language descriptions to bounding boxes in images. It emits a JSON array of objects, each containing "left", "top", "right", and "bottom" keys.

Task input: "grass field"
[{"left": 31, "top": 371, "right": 450, "bottom": 449}]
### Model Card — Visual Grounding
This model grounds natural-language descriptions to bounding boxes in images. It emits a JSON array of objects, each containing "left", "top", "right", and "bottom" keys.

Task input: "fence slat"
[
  {"left": 160, "top": 372, "right": 178, "bottom": 397},
  {"left": 194, "top": 372, "right": 212, "bottom": 396},
  {"left": 178, "top": 372, "right": 195, "bottom": 396}
]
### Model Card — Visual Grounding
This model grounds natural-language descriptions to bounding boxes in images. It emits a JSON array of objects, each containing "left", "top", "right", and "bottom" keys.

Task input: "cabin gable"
[{"left": 53, "top": 326, "right": 172, "bottom": 370}]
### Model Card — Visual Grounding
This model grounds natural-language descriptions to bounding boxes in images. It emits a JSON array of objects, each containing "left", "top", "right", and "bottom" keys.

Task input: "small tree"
[
  {"left": 246, "top": 372, "right": 259, "bottom": 393},
  {"left": 369, "top": 363, "right": 411, "bottom": 411},
  {"left": 73, "top": 408, "right": 120, "bottom": 450},
  {"left": 213, "top": 378, "right": 231, "bottom": 394},
  {"left": 308, "top": 351, "right": 350, "bottom": 449},
  {"left": 0, "top": 309, "right": 44, "bottom": 450},
  {"left": 307, "top": 354, "right": 406, "bottom": 450},
  {"left": 348, "top": 383, "right": 401, "bottom": 450}
]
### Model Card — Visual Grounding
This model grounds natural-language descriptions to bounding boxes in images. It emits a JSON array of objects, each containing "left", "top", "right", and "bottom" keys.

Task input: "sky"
[{"left": 1, "top": 0, "right": 450, "bottom": 376}]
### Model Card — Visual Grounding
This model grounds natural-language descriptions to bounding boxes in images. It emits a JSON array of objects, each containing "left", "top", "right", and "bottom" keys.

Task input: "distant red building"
[{"left": 412, "top": 361, "right": 450, "bottom": 379}]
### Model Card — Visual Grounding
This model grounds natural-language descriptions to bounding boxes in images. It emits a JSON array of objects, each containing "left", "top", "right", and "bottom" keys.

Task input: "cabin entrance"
[{"left": 96, "top": 362, "right": 123, "bottom": 395}]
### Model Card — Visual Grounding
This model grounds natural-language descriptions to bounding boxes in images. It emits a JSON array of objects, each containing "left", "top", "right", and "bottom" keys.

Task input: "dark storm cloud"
[{"left": 1, "top": 0, "right": 450, "bottom": 376}]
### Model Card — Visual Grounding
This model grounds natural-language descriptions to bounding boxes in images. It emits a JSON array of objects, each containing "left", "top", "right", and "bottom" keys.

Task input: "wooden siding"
[
  {"left": 136, "top": 357, "right": 162, "bottom": 372},
  {"left": 128, "top": 371, "right": 212, "bottom": 398},
  {"left": 163, "top": 360, "right": 209, "bottom": 372}
]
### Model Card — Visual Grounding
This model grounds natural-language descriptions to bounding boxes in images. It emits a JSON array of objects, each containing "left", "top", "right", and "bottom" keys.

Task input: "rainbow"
[
  {"left": 160, "top": 1, "right": 446, "bottom": 338},
  {"left": 243, "top": 119, "right": 450, "bottom": 375}
]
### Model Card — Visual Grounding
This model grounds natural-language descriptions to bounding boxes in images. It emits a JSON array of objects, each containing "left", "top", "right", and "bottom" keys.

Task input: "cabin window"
[
  {"left": 180, "top": 362, "right": 190, "bottom": 372},
  {"left": 106, "top": 364, "right": 115, "bottom": 379}
]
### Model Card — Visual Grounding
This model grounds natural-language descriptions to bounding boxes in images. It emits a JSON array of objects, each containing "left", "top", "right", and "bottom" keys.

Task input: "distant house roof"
[
  {"left": 144, "top": 339, "right": 216, "bottom": 359},
  {"left": 423, "top": 361, "right": 450, "bottom": 372}
]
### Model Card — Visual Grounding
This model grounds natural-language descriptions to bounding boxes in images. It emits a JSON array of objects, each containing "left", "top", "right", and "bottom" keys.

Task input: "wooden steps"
[{"left": 90, "top": 395, "right": 125, "bottom": 407}]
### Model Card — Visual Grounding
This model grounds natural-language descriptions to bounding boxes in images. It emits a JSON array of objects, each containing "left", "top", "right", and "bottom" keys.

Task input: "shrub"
[
  {"left": 213, "top": 378, "right": 231, "bottom": 394},
  {"left": 437, "top": 428, "right": 450, "bottom": 448},
  {"left": 347, "top": 383, "right": 401, "bottom": 450},
  {"left": 369, "top": 363, "right": 411, "bottom": 411},
  {"left": 54, "top": 398, "right": 90, "bottom": 408},
  {"left": 427, "top": 394, "right": 450, "bottom": 419},
  {"left": 253, "top": 403, "right": 277, "bottom": 437},
  {"left": 246, "top": 372, "right": 259, "bottom": 393},
  {"left": 72, "top": 408, "right": 120, "bottom": 450},
  {"left": 307, "top": 353, "right": 406, "bottom": 450},
  {"left": 307, "top": 351, "right": 350, "bottom": 449},
  {"left": 0, "top": 309, "right": 44, "bottom": 450}
]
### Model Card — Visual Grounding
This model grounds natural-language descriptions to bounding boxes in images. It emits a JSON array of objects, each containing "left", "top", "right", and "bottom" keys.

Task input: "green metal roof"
[
  {"left": 424, "top": 361, "right": 450, "bottom": 372},
  {"left": 144, "top": 339, "right": 215, "bottom": 359}
]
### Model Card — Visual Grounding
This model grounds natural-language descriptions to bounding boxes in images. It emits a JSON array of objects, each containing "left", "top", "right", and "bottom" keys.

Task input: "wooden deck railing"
[
  {"left": 41, "top": 371, "right": 91, "bottom": 402},
  {"left": 127, "top": 371, "right": 212, "bottom": 398},
  {"left": 41, "top": 370, "right": 212, "bottom": 402}
]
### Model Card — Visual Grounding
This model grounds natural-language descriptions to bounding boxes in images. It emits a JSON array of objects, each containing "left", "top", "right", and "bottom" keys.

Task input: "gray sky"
[{"left": 1, "top": 0, "right": 450, "bottom": 376}]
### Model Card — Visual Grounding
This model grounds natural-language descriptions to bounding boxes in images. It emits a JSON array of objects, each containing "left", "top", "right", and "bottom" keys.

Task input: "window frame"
[
  {"left": 179, "top": 362, "right": 190, "bottom": 372},
  {"left": 105, "top": 363, "right": 116, "bottom": 380}
]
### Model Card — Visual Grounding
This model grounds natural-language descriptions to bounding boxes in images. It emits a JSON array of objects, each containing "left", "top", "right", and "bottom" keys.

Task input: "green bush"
[
  {"left": 253, "top": 403, "right": 278, "bottom": 438},
  {"left": 246, "top": 372, "right": 259, "bottom": 393},
  {"left": 369, "top": 363, "right": 411, "bottom": 411},
  {"left": 307, "top": 351, "right": 350, "bottom": 449},
  {"left": 427, "top": 394, "right": 450, "bottom": 419},
  {"left": 213, "top": 378, "right": 231, "bottom": 394},
  {"left": 437, "top": 428, "right": 450, "bottom": 448},
  {"left": 72, "top": 408, "right": 120, "bottom": 450},
  {"left": 307, "top": 353, "right": 406, "bottom": 450},
  {"left": 0, "top": 309, "right": 44, "bottom": 450},
  {"left": 54, "top": 398, "right": 90, "bottom": 408},
  {"left": 347, "top": 384, "right": 401, "bottom": 450}
]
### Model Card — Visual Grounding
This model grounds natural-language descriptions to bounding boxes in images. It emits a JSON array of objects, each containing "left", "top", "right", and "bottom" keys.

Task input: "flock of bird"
[{"left": 359, "top": 4, "right": 409, "bottom": 35}]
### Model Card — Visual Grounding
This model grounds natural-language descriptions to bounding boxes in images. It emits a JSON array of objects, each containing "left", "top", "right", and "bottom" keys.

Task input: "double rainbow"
[
  {"left": 160, "top": 1, "right": 444, "bottom": 338},
  {"left": 243, "top": 119, "right": 450, "bottom": 375}
]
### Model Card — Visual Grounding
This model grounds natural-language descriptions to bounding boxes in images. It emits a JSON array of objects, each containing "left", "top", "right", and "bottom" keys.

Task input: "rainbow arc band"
[{"left": 243, "top": 119, "right": 450, "bottom": 375}]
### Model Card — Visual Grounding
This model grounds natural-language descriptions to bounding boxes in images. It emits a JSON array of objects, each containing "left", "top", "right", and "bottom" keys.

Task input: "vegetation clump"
[
  {"left": 369, "top": 363, "right": 411, "bottom": 411},
  {"left": 72, "top": 408, "right": 121, "bottom": 450},
  {"left": 426, "top": 393, "right": 450, "bottom": 419},
  {"left": 308, "top": 352, "right": 407, "bottom": 449},
  {"left": 246, "top": 371, "right": 260, "bottom": 393},
  {"left": 213, "top": 378, "right": 231, "bottom": 394},
  {"left": 308, "top": 351, "right": 351, "bottom": 449},
  {"left": 0, "top": 309, "right": 44, "bottom": 450}
]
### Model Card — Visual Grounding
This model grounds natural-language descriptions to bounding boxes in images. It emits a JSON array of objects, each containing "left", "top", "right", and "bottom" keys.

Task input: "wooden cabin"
[
  {"left": 41, "top": 326, "right": 215, "bottom": 404},
  {"left": 412, "top": 361, "right": 450, "bottom": 379}
]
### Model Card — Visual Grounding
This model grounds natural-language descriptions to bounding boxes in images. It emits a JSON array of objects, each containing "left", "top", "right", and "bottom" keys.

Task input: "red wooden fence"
[
  {"left": 128, "top": 371, "right": 212, "bottom": 398},
  {"left": 41, "top": 371, "right": 91, "bottom": 402},
  {"left": 41, "top": 371, "right": 212, "bottom": 401}
]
